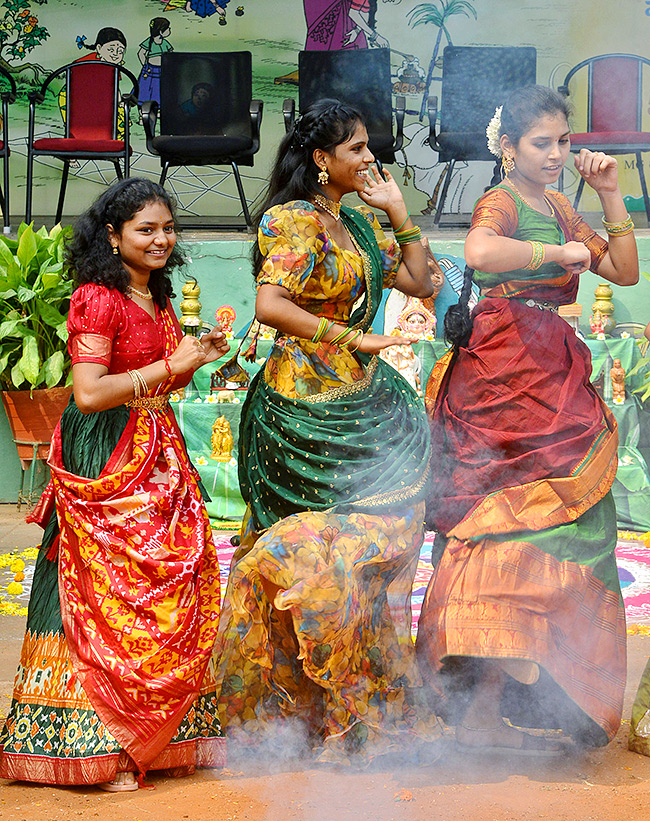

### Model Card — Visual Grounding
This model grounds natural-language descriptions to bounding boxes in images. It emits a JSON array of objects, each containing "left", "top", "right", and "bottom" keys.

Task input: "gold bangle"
[
  {"left": 349, "top": 331, "right": 364, "bottom": 353},
  {"left": 339, "top": 329, "right": 362, "bottom": 350},
  {"left": 601, "top": 213, "right": 634, "bottom": 230},
  {"left": 329, "top": 327, "right": 354, "bottom": 346},
  {"left": 311, "top": 317, "right": 331, "bottom": 343},
  {"left": 131, "top": 369, "right": 148, "bottom": 398},
  {"left": 127, "top": 369, "right": 141, "bottom": 399},
  {"left": 523, "top": 240, "right": 545, "bottom": 271}
]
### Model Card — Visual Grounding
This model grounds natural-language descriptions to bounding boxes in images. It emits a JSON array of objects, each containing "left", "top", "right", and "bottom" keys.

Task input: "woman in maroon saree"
[{"left": 417, "top": 86, "right": 639, "bottom": 754}]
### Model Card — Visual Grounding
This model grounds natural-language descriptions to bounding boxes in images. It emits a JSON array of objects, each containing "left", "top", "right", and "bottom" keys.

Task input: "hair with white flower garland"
[{"left": 486, "top": 106, "right": 503, "bottom": 158}]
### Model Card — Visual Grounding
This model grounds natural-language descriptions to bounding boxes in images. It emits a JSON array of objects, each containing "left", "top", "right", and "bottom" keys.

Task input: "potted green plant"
[{"left": 0, "top": 222, "right": 74, "bottom": 467}]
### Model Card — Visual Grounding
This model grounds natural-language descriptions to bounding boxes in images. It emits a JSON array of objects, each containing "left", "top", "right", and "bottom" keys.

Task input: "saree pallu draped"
[
  {"left": 0, "top": 399, "right": 225, "bottom": 784},
  {"left": 214, "top": 201, "right": 441, "bottom": 763},
  {"left": 417, "top": 283, "right": 626, "bottom": 746}
]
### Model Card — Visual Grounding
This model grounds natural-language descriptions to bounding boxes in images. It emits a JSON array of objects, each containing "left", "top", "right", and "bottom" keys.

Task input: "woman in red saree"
[
  {"left": 417, "top": 86, "right": 639, "bottom": 754},
  {"left": 0, "top": 179, "right": 228, "bottom": 789}
]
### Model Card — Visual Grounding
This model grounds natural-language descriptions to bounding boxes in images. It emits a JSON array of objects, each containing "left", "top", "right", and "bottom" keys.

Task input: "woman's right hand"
[
  {"left": 556, "top": 241, "right": 591, "bottom": 274},
  {"left": 356, "top": 333, "right": 415, "bottom": 355},
  {"left": 167, "top": 335, "right": 207, "bottom": 374}
]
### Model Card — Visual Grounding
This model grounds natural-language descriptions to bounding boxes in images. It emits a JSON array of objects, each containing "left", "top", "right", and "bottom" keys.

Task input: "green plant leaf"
[
  {"left": 36, "top": 225, "right": 48, "bottom": 239},
  {"left": 19, "top": 335, "right": 40, "bottom": 386},
  {"left": 55, "top": 320, "right": 68, "bottom": 342},
  {"left": 34, "top": 298, "right": 66, "bottom": 329},
  {"left": 42, "top": 350, "right": 64, "bottom": 388},
  {"left": 0, "top": 237, "right": 18, "bottom": 252},
  {"left": 16, "top": 224, "right": 38, "bottom": 269},
  {"left": 49, "top": 224, "right": 62, "bottom": 241},
  {"left": 17, "top": 284, "right": 36, "bottom": 302},
  {"left": 0, "top": 237, "right": 19, "bottom": 279},
  {"left": 40, "top": 270, "right": 62, "bottom": 290},
  {"left": 0, "top": 318, "right": 36, "bottom": 340},
  {"left": 10, "top": 360, "right": 25, "bottom": 389}
]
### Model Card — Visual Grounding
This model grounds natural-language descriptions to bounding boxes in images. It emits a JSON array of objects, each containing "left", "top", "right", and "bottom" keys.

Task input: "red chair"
[
  {"left": 559, "top": 54, "right": 650, "bottom": 222},
  {"left": 25, "top": 60, "right": 139, "bottom": 224}
]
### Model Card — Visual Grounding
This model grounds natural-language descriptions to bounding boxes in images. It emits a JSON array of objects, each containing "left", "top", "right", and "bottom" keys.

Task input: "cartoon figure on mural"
[
  {"left": 155, "top": 0, "right": 244, "bottom": 25},
  {"left": 137, "top": 17, "right": 173, "bottom": 108},
  {"left": 61, "top": 28, "right": 128, "bottom": 139},
  {"left": 304, "top": 0, "right": 387, "bottom": 51}
]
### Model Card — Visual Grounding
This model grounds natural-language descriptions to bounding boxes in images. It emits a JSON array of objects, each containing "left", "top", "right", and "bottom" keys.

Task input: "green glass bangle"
[{"left": 393, "top": 213, "right": 410, "bottom": 233}]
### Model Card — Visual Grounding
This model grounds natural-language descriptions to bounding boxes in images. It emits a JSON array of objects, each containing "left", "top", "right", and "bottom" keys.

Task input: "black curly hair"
[
  {"left": 65, "top": 177, "right": 185, "bottom": 309},
  {"left": 251, "top": 98, "right": 365, "bottom": 278}
]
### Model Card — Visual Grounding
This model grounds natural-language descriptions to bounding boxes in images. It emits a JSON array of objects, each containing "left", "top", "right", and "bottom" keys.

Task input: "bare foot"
[{"left": 98, "top": 771, "right": 138, "bottom": 792}]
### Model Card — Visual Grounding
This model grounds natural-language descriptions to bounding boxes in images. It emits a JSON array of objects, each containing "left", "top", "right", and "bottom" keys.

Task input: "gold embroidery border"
[
  {"left": 299, "top": 356, "right": 379, "bottom": 404},
  {"left": 349, "top": 459, "right": 430, "bottom": 508}
]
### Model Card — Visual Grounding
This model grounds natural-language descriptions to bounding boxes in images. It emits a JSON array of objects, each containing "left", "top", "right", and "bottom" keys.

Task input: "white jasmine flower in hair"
[
  {"left": 486, "top": 106, "right": 503, "bottom": 157},
  {"left": 621, "top": 331, "right": 630, "bottom": 339}
]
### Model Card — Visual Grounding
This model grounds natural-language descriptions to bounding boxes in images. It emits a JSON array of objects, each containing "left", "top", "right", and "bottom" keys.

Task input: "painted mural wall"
[{"left": 2, "top": 0, "right": 650, "bottom": 223}]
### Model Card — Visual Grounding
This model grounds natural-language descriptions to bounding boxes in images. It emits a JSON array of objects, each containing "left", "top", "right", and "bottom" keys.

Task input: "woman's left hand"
[
  {"left": 358, "top": 166, "right": 405, "bottom": 214},
  {"left": 575, "top": 149, "right": 619, "bottom": 194},
  {"left": 200, "top": 324, "right": 230, "bottom": 364}
]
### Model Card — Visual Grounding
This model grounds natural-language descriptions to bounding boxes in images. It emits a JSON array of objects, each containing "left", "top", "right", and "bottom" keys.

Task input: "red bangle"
[{"left": 163, "top": 357, "right": 172, "bottom": 376}]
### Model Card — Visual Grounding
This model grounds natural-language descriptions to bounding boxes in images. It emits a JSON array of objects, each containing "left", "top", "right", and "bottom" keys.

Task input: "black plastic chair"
[
  {"left": 142, "top": 51, "right": 263, "bottom": 229},
  {"left": 427, "top": 46, "right": 537, "bottom": 225},
  {"left": 558, "top": 54, "right": 650, "bottom": 222},
  {"left": 282, "top": 48, "right": 405, "bottom": 170},
  {"left": 0, "top": 65, "right": 16, "bottom": 234},
  {"left": 25, "top": 60, "right": 139, "bottom": 224}
]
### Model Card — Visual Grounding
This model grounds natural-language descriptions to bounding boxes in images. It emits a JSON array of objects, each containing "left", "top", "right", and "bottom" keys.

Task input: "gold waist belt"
[{"left": 126, "top": 394, "right": 170, "bottom": 410}]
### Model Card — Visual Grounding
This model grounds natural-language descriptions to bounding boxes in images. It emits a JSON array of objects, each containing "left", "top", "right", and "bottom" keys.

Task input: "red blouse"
[{"left": 68, "top": 283, "right": 191, "bottom": 388}]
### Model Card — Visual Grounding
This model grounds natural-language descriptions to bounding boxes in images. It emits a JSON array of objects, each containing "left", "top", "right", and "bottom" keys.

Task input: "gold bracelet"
[
  {"left": 127, "top": 369, "right": 141, "bottom": 399},
  {"left": 601, "top": 214, "right": 635, "bottom": 235},
  {"left": 339, "top": 329, "right": 362, "bottom": 350},
  {"left": 348, "top": 331, "right": 364, "bottom": 352},
  {"left": 136, "top": 370, "right": 149, "bottom": 396},
  {"left": 523, "top": 240, "right": 545, "bottom": 271},
  {"left": 311, "top": 317, "right": 331, "bottom": 343},
  {"left": 329, "top": 327, "right": 354, "bottom": 346}
]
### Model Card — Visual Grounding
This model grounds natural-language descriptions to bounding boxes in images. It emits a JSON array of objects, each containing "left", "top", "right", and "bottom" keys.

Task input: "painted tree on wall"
[
  {"left": 0, "top": 0, "right": 48, "bottom": 63},
  {"left": 407, "top": 0, "right": 477, "bottom": 119}
]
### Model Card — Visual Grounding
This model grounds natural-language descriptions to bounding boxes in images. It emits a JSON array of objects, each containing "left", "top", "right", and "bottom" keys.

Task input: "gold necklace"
[
  {"left": 314, "top": 194, "right": 341, "bottom": 221},
  {"left": 127, "top": 284, "right": 153, "bottom": 300},
  {"left": 505, "top": 179, "right": 552, "bottom": 217}
]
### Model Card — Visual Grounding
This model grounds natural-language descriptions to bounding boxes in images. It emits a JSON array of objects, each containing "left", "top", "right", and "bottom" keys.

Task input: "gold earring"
[
  {"left": 112, "top": 245, "right": 119, "bottom": 255},
  {"left": 318, "top": 167, "right": 329, "bottom": 185},
  {"left": 502, "top": 155, "right": 515, "bottom": 177}
]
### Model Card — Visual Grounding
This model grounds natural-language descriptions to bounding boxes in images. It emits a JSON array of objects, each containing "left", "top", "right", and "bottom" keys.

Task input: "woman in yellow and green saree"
[
  {"left": 417, "top": 85, "right": 639, "bottom": 755},
  {"left": 213, "top": 99, "right": 442, "bottom": 764},
  {"left": 0, "top": 179, "right": 229, "bottom": 789}
]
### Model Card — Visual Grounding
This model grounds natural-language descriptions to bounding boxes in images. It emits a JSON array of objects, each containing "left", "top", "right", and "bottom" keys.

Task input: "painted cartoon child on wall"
[
  {"left": 60, "top": 28, "right": 128, "bottom": 139},
  {"left": 185, "top": 0, "right": 228, "bottom": 21},
  {"left": 138, "top": 17, "right": 173, "bottom": 107}
]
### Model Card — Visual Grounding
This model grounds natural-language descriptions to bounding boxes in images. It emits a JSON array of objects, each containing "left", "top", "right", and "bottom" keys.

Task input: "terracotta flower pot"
[{"left": 1, "top": 386, "right": 72, "bottom": 468}]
